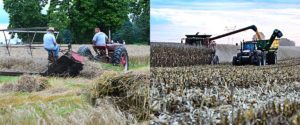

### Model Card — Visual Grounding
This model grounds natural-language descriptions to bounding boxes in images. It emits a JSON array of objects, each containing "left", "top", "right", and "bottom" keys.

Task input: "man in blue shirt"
[
  {"left": 92, "top": 28, "right": 109, "bottom": 56},
  {"left": 44, "top": 27, "right": 59, "bottom": 58}
]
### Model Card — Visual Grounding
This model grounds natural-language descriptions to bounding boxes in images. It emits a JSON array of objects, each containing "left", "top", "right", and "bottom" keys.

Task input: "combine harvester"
[
  {"left": 181, "top": 25, "right": 265, "bottom": 65},
  {"left": 232, "top": 29, "right": 283, "bottom": 66}
]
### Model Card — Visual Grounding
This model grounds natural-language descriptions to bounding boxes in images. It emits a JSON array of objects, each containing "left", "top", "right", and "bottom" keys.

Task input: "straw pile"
[
  {"left": 151, "top": 43, "right": 211, "bottom": 67},
  {"left": 89, "top": 71, "right": 150, "bottom": 121},
  {"left": 78, "top": 57, "right": 103, "bottom": 78},
  {"left": 0, "top": 75, "right": 50, "bottom": 92}
]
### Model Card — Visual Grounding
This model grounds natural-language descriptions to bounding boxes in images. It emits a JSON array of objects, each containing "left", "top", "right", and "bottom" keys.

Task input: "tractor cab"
[
  {"left": 183, "top": 34, "right": 212, "bottom": 47},
  {"left": 242, "top": 42, "right": 256, "bottom": 56}
]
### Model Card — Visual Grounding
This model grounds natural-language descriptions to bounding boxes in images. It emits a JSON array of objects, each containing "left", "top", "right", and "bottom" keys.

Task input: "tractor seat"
[{"left": 93, "top": 45, "right": 107, "bottom": 50}]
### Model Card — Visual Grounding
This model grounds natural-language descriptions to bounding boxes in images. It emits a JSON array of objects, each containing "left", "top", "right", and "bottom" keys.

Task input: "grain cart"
[
  {"left": 181, "top": 25, "right": 263, "bottom": 64},
  {"left": 232, "top": 29, "right": 283, "bottom": 66}
]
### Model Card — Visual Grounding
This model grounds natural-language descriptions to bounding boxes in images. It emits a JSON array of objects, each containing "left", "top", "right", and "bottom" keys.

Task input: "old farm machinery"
[
  {"left": 0, "top": 27, "right": 83, "bottom": 77},
  {"left": 181, "top": 25, "right": 263, "bottom": 65},
  {"left": 77, "top": 43, "right": 129, "bottom": 71}
]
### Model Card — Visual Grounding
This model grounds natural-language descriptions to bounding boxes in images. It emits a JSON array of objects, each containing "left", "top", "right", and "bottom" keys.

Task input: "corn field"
[{"left": 151, "top": 43, "right": 211, "bottom": 67}]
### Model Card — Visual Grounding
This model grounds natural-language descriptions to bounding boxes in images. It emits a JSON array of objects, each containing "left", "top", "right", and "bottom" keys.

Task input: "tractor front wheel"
[
  {"left": 232, "top": 56, "right": 237, "bottom": 65},
  {"left": 113, "top": 46, "right": 129, "bottom": 71}
]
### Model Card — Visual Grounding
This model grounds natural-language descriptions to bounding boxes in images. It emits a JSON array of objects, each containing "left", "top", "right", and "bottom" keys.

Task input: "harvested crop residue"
[{"left": 150, "top": 59, "right": 300, "bottom": 124}]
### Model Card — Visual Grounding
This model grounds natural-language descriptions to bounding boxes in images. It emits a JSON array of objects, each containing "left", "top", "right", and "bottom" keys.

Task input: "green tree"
[
  {"left": 68, "top": 0, "right": 130, "bottom": 43},
  {"left": 47, "top": 0, "right": 71, "bottom": 30},
  {"left": 3, "top": 0, "right": 48, "bottom": 42},
  {"left": 132, "top": 0, "right": 150, "bottom": 44},
  {"left": 113, "top": 0, "right": 150, "bottom": 44}
]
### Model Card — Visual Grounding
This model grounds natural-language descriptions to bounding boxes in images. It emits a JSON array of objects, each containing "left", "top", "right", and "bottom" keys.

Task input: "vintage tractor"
[
  {"left": 77, "top": 43, "right": 129, "bottom": 71},
  {"left": 181, "top": 25, "right": 263, "bottom": 65},
  {"left": 232, "top": 29, "right": 283, "bottom": 66}
]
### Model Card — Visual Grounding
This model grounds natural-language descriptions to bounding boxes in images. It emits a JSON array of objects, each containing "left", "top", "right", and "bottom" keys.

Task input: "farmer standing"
[
  {"left": 43, "top": 27, "right": 60, "bottom": 59},
  {"left": 92, "top": 28, "right": 109, "bottom": 57}
]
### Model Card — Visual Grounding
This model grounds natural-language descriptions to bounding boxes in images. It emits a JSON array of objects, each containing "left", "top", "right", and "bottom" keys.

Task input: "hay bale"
[
  {"left": 79, "top": 58, "right": 103, "bottom": 78},
  {"left": 0, "top": 75, "right": 51, "bottom": 93},
  {"left": 151, "top": 43, "right": 211, "bottom": 67},
  {"left": 89, "top": 71, "right": 150, "bottom": 120},
  {"left": 0, "top": 82, "right": 14, "bottom": 92}
]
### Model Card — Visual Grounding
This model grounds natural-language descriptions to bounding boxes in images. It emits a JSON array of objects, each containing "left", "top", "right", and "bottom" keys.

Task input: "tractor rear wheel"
[
  {"left": 77, "top": 46, "right": 94, "bottom": 60},
  {"left": 250, "top": 56, "right": 255, "bottom": 65},
  {"left": 113, "top": 46, "right": 129, "bottom": 71}
]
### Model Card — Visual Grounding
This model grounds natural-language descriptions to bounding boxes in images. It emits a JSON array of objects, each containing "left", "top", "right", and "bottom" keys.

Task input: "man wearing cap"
[
  {"left": 92, "top": 28, "right": 109, "bottom": 57},
  {"left": 43, "top": 27, "right": 60, "bottom": 59}
]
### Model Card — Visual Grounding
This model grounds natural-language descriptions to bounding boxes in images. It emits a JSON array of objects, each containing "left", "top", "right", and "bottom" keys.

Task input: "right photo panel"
[{"left": 150, "top": 0, "right": 300, "bottom": 124}]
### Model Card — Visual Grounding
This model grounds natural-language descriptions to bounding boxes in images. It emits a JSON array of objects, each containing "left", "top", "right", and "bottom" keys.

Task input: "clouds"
[{"left": 151, "top": 1, "right": 300, "bottom": 46}]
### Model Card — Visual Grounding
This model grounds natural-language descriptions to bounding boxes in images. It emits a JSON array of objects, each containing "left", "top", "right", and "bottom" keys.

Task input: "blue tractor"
[{"left": 232, "top": 29, "right": 283, "bottom": 66}]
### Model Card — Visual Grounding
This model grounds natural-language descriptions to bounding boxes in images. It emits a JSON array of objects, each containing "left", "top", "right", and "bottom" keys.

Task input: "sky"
[{"left": 151, "top": 0, "right": 300, "bottom": 46}]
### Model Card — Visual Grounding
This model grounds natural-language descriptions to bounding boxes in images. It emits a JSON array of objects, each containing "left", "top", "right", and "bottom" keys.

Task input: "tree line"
[{"left": 3, "top": 0, "right": 149, "bottom": 44}]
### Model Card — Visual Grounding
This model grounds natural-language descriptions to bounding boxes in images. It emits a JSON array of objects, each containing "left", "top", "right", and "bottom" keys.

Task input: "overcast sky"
[{"left": 151, "top": 0, "right": 300, "bottom": 46}]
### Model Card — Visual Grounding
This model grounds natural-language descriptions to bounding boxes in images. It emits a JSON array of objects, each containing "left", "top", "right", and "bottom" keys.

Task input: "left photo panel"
[{"left": 0, "top": 0, "right": 150, "bottom": 124}]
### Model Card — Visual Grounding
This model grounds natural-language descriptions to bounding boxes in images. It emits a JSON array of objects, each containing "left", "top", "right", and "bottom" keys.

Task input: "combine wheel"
[
  {"left": 77, "top": 46, "right": 94, "bottom": 60},
  {"left": 113, "top": 46, "right": 129, "bottom": 71},
  {"left": 215, "top": 55, "right": 219, "bottom": 64}
]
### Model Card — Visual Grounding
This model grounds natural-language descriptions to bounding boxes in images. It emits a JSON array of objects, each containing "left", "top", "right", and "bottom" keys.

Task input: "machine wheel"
[
  {"left": 77, "top": 46, "right": 94, "bottom": 60},
  {"left": 232, "top": 56, "right": 237, "bottom": 65},
  {"left": 113, "top": 46, "right": 129, "bottom": 71},
  {"left": 215, "top": 55, "right": 219, "bottom": 64},
  {"left": 262, "top": 55, "right": 266, "bottom": 66},
  {"left": 210, "top": 55, "right": 219, "bottom": 65},
  {"left": 257, "top": 56, "right": 262, "bottom": 66},
  {"left": 250, "top": 56, "right": 255, "bottom": 65},
  {"left": 238, "top": 56, "right": 242, "bottom": 65},
  {"left": 269, "top": 53, "right": 277, "bottom": 64}
]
